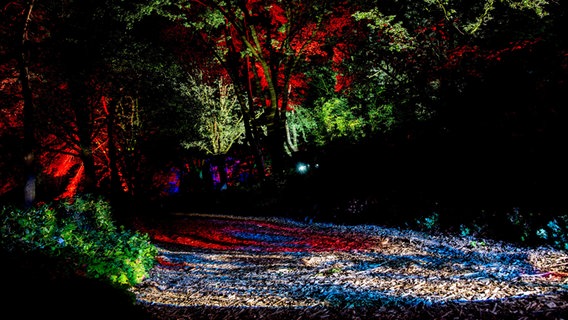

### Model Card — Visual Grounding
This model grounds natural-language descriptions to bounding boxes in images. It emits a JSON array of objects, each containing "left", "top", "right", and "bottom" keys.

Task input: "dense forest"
[{"left": 1, "top": 0, "right": 567, "bottom": 245}]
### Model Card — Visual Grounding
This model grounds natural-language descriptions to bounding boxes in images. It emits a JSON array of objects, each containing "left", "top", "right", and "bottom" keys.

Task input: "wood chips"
[{"left": 132, "top": 213, "right": 568, "bottom": 319}]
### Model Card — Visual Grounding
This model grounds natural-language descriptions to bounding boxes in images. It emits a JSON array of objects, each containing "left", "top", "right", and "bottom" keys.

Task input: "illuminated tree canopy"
[{"left": 0, "top": 0, "right": 565, "bottom": 220}]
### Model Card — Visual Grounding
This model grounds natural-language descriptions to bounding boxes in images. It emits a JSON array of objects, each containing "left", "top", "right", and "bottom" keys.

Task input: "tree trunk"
[
  {"left": 105, "top": 97, "right": 121, "bottom": 197},
  {"left": 224, "top": 43, "right": 266, "bottom": 181},
  {"left": 70, "top": 78, "right": 97, "bottom": 194},
  {"left": 19, "top": 0, "right": 36, "bottom": 208},
  {"left": 212, "top": 155, "right": 228, "bottom": 190}
]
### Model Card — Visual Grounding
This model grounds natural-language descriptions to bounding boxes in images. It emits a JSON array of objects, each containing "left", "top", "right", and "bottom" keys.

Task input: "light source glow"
[{"left": 296, "top": 162, "right": 309, "bottom": 174}]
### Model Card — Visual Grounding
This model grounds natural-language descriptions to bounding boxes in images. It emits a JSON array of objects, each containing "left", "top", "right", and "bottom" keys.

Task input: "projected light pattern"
[
  {"left": 133, "top": 214, "right": 568, "bottom": 311},
  {"left": 140, "top": 214, "right": 375, "bottom": 253}
]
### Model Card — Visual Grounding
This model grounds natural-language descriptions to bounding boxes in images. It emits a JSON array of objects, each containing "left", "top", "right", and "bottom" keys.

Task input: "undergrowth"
[
  {"left": 0, "top": 194, "right": 158, "bottom": 289},
  {"left": 413, "top": 209, "right": 568, "bottom": 251}
]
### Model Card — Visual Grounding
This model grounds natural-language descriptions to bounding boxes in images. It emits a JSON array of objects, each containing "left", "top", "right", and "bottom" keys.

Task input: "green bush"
[
  {"left": 536, "top": 215, "right": 568, "bottom": 251},
  {"left": 0, "top": 194, "right": 158, "bottom": 288},
  {"left": 413, "top": 212, "right": 440, "bottom": 232},
  {"left": 412, "top": 208, "right": 567, "bottom": 252}
]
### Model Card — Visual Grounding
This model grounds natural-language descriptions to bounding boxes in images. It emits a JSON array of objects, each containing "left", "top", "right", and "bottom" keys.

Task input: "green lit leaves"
[
  {"left": 368, "top": 103, "right": 396, "bottom": 133},
  {"left": 352, "top": 9, "right": 413, "bottom": 52},
  {"left": 0, "top": 196, "right": 158, "bottom": 287},
  {"left": 181, "top": 72, "right": 245, "bottom": 155},
  {"left": 320, "top": 97, "right": 365, "bottom": 141},
  {"left": 113, "top": 0, "right": 185, "bottom": 29},
  {"left": 425, "top": 0, "right": 551, "bottom": 35},
  {"left": 507, "top": 0, "right": 550, "bottom": 17},
  {"left": 187, "top": 6, "right": 227, "bottom": 29},
  {"left": 285, "top": 106, "right": 320, "bottom": 151}
]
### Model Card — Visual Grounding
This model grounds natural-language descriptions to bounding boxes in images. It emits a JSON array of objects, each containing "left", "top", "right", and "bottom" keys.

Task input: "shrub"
[
  {"left": 0, "top": 194, "right": 158, "bottom": 288},
  {"left": 413, "top": 212, "right": 440, "bottom": 232},
  {"left": 536, "top": 215, "right": 568, "bottom": 251}
]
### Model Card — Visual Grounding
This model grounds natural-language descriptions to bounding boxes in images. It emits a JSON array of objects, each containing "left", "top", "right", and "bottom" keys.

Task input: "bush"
[
  {"left": 536, "top": 215, "right": 568, "bottom": 251},
  {"left": 0, "top": 194, "right": 158, "bottom": 288},
  {"left": 416, "top": 207, "right": 568, "bottom": 252}
]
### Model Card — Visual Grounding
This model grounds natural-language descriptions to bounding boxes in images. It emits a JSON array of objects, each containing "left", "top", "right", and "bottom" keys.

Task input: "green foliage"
[
  {"left": 285, "top": 106, "right": 321, "bottom": 152},
  {"left": 110, "top": 0, "right": 187, "bottom": 29},
  {"left": 414, "top": 212, "right": 440, "bottom": 231},
  {"left": 318, "top": 265, "right": 343, "bottom": 276},
  {"left": 459, "top": 224, "right": 483, "bottom": 237},
  {"left": 180, "top": 72, "right": 246, "bottom": 155},
  {"left": 536, "top": 215, "right": 568, "bottom": 251},
  {"left": 423, "top": 0, "right": 550, "bottom": 34},
  {"left": 352, "top": 9, "right": 413, "bottom": 52},
  {"left": 416, "top": 207, "right": 567, "bottom": 252},
  {"left": 494, "top": 209, "right": 568, "bottom": 251},
  {"left": 286, "top": 93, "right": 397, "bottom": 149},
  {"left": 1, "top": 204, "right": 61, "bottom": 252},
  {"left": 320, "top": 97, "right": 366, "bottom": 142},
  {"left": 0, "top": 195, "right": 158, "bottom": 288},
  {"left": 505, "top": 207, "right": 535, "bottom": 243},
  {"left": 59, "top": 194, "right": 117, "bottom": 233},
  {"left": 468, "top": 240, "right": 486, "bottom": 248},
  {"left": 367, "top": 103, "right": 396, "bottom": 133}
]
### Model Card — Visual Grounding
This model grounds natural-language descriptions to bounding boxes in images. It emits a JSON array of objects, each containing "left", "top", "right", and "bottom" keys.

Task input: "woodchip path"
[{"left": 132, "top": 213, "right": 568, "bottom": 319}]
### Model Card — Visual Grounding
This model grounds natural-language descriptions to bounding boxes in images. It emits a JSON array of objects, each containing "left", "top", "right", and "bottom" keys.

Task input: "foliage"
[
  {"left": 352, "top": 8, "right": 413, "bottom": 52},
  {"left": 536, "top": 215, "right": 568, "bottom": 251},
  {"left": 500, "top": 209, "right": 568, "bottom": 251},
  {"left": 152, "top": 0, "right": 363, "bottom": 172},
  {"left": 347, "top": 4, "right": 441, "bottom": 142},
  {"left": 180, "top": 72, "right": 247, "bottom": 155},
  {"left": 58, "top": 194, "right": 117, "bottom": 233},
  {"left": 425, "top": 0, "right": 550, "bottom": 35},
  {"left": 284, "top": 106, "right": 320, "bottom": 153},
  {"left": 286, "top": 92, "right": 397, "bottom": 148},
  {"left": 414, "top": 212, "right": 440, "bottom": 232},
  {"left": 1, "top": 0, "right": 565, "bottom": 236},
  {"left": 0, "top": 194, "right": 157, "bottom": 288},
  {"left": 319, "top": 97, "right": 365, "bottom": 142},
  {"left": 413, "top": 208, "right": 568, "bottom": 252},
  {"left": 346, "top": 0, "right": 557, "bottom": 147},
  {"left": 470, "top": 209, "right": 564, "bottom": 251}
]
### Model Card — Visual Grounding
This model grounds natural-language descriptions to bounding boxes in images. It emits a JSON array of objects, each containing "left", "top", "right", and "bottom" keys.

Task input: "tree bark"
[
  {"left": 105, "top": 97, "right": 121, "bottom": 197},
  {"left": 19, "top": 0, "right": 36, "bottom": 208},
  {"left": 70, "top": 78, "right": 97, "bottom": 194}
]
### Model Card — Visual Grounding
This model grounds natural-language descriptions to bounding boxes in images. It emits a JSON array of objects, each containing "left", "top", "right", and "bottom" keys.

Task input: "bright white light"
[{"left": 296, "top": 162, "right": 309, "bottom": 174}]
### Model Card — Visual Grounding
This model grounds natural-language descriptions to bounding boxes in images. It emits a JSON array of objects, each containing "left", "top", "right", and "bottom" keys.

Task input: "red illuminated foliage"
[
  {"left": 2, "top": 0, "right": 562, "bottom": 208},
  {"left": 167, "top": 0, "right": 360, "bottom": 172}
]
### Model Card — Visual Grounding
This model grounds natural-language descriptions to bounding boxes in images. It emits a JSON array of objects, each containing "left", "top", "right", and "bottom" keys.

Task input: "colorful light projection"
[
  {"left": 134, "top": 215, "right": 568, "bottom": 310},
  {"left": 139, "top": 214, "right": 375, "bottom": 254}
]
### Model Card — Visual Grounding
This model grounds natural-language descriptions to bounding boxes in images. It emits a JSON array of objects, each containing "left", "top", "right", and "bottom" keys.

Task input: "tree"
[
  {"left": 344, "top": 0, "right": 564, "bottom": 217},
  {"left": 1, "top": 0, "right": 51, "bottom": 206},
  {"left": 2, "top": 0, "right": 561, "bottom": 215},
  {"left": 18, "top": 0, "right": 36, "bottom": 207},
  {"left": 181, "top": 71, "right": 247, "bottom": 189},
  {"left": 182, "top": 72, "right": 246, "bottom": 156},
  {"left": 154, "top": 0, "right": 358, "bottom": 175},
  {"left": 1, "top": 0, "right": 196, "bottom": 206}
]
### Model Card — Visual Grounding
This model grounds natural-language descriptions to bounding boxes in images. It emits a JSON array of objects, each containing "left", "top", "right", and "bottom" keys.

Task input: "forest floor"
[{"left": 132, "top": 213, "right": 568, "bottom": 319}]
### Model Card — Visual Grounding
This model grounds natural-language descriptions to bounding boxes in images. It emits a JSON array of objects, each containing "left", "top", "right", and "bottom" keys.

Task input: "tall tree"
[
  {"left": 156, "top": 0, "right": 357, "bottom": 175},
  {"left": 0, "top": 0, "right": 194, "bottom": 203},
  {"left": 19, "top": 0, "right": 36, "bottom": 207},
  {"left": 1, "top": 0, "right": 47, "bottom": 206},
  {"left": 345, "top": 0, "right": 562, "bottom": 213},
  {"left": 180, "top": 71, "right": 246, "bottom": 189}
]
